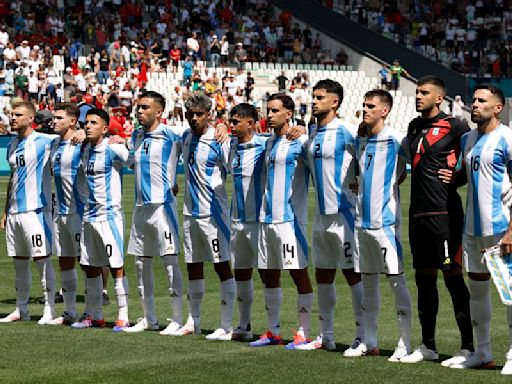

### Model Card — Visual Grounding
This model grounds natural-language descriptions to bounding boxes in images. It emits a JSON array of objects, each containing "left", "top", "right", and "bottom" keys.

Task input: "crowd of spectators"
[
  {"left": 0, "top": 0, "right": 352, "bottom": 134},
  {"left": 322, "top": 0, "right": 512, "bottom": 77}
]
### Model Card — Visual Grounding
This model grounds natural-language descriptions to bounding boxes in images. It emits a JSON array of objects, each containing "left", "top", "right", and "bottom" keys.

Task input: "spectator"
[
  {"left": 186, "top": 32, "right": 200, "bottom": 59},
  {"left": 276, "top": 70, "right": 288, "bottom": 92},
  {"left": 233, "top": 43, "right": 247, "bottom": 69},
  {"left": 451, "top": 95, "right": 464, "bottom": 119},
  {"left": 378, "top": 64, "right": 389, "bottom": 89},
  {"left": 389, "top": 59, "right": 410, "bottom": 91},
  {"left": 182, "top": 56, "right": 194, "bottom": 89},
  {"left": 210, "top": 35, "right": 221, "bottom": 68},
  {"left": 220, "top": 36, "right": 230, "bottom": 65},
  {"left": 170, "top": 44, "right": 181, "bottom": 74}
]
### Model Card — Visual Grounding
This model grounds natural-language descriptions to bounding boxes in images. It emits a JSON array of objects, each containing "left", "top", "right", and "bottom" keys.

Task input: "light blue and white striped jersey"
[
  {"left": 81, "top": 139, "right": 128, "bottom": 222},
  {"left": 128, "top": 124, "right": 182, "bottom": 206},
  {"left": 181, "top": 127, "right": 230, "bottom": 220},
  {"left": 461, "top": 124, "right": 512, "bottom": 237},
  {"left": 51, "top": 140, "right": 86, "bottom": 216},
  {"left": 259, "top": 134, "right": 310, "bottom": 224},
  {"left": 229, "top": 134, "right": 268, "bottom": 223},
  {"left": 355, "top": 126, "right": 408, "bottom": 229},
  {"left": 307, "top": 117, "right": 357, "bottom": 215},
  {"left": 7, "top": 131, "right": 58, "bottom": 214}
]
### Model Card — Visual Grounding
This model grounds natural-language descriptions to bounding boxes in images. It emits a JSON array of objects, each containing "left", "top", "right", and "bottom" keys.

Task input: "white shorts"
[
  {"left": 6, "top": 208, "right": 53, "bottom": 257},
  {"left": 463, "top": 232, "right": 505, "bottom": 274},
  {"left": 355, "top": 225, "right": 403, "bottom": 274},
  {"left": 312, "top": 211, "right": 356, "bottom": 270},
  {"left": 258, "top": 221, "right": 308, "bottom": 270},
  {"left": 54, "top": 213, "right": 82, "bottom": 257},
  {"left": 80, "top": 215, "right": 124, "bottom": 268},
  {"left": 230, "top": 221, "right": 259, "bottom": 269},
  {"left": 183, "top": 215, "right": 230, "bottom": 264},
  {"left": 128, "top": 203, "right": 180, "bottom": 256}
]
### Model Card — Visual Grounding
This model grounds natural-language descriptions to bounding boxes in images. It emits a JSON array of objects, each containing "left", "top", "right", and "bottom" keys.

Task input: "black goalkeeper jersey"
[{"left": 407, "top": 112, "right": 470, "bottom": 216}]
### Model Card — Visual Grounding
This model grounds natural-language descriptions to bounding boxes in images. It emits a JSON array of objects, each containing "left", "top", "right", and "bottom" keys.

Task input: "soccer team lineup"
[{"left": 3, "top": 77, "right": 512, "bottom": 377}]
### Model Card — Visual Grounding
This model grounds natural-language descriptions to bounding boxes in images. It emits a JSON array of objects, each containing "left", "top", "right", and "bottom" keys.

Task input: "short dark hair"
[
  {"left": 139, "top": 90, "right": 166, "bottom": 110},
  {"left": 417, "top": 75, "right": 446, "bottom": 95},
  {"left": 86, "top": 108, "right": 110, "bottom": 125},
  {"left": 54, "top": 103, "right": 80, "bottom": 120},
  {"left": 474, "top": 83, "right": 505, "bottom": 105},
  {"left": 230, "top": 103, "right": 258, "bottom": 121},
  {"left": 364, "top": 89, "right": 393, "bottom": 109},
  {"left": 268, "top": 93, "right": 295, "bottom": 112},
  {"left": 313, "top": 79, "right": 344, "bottom": 108}
]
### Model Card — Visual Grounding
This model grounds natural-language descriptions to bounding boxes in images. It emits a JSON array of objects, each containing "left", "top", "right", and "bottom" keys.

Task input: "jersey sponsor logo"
[{"left": 432, "top": 128, "right": 440, "bottom": 136}]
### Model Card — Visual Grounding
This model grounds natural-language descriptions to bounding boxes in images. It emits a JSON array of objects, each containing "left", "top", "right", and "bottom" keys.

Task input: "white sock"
[
  {"left": 114, "top": 277, "right": 129, "bottom": 322},
  {"left": 468, "top": 279, "right": 492, "bottom": 359},
  {"left": 61, "top": 269, "right": 78, "bottom": 316},
  {"left": 387, "top": 274, "right": 412, "bottom": 350},
  {"left": 350, "top": 281, "right": 365, "bottom": 341},
  {"left": 236, "top": 279, "right": 254, "bottom": 330},
  {"left": 297, "top": 292, "right": 314, "bottom": 339},
  {"left": 162, "top": 255, "right": 183, "bottom": 324},
  {"left": 87, "top": 276, "right": 103, "bottom": 320},
  {"left": 141, "top": 257, "right": 156, "bottom": 324},
  {"left": 134, "top": 257, "right": 144, "bottom": 300},
  {"left": 220, "top": 278, "right": 236, "bottom": 331},
  {"left": 264, "top": 287, "right": 282, "bottom": 335},
  {"left": 188, "top": 279, "right": 205, "bottom": 329},
  {"left": 317, "top": 283, "right": 336, "bottom": 342},
  {"left": 362, "top": 274, "right": 380, "bottom": 349},
  {"left": 13, "top": 259, "right": 31, "bottom": 313},
  {"left": 35, "top": 258, "right": 56, "bottom": 316}
]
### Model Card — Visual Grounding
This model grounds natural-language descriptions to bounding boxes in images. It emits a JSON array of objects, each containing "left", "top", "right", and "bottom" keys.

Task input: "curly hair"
[{"left": 184, "top": 93, "right": 212, "bottom": 112}]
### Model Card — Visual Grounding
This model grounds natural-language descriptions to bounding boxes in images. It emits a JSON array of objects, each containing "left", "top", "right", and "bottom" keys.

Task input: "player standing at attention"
[
  {"left": 348, "top": 90, "right": 412, "bottom": 361},
  {"left": 168, "top": 94, "right": 235, "bottom": 340},
  {"left": 401, "top": 76, "right": 474, "bottom": 365},
  {"left": 48, "top": 103, "right": 86, "bottom": 325},
  {"left": 71, "top": 108, "right": 130, "bottom": 331},
  {"left": 228, "top": 103, "right": 304, "bottom": 340},
  {"left": 448, "top": 85, "right": 512, "bottom": 373},
  {"left": 249, "top": 93, "right": 314, "bottom": 349},
  {"left": 120, "top": 91, "right": 184, "bottom": 334},
  {"left": 227, "top": 103, "right": 267, "bottom": 341},
  {"left": 296, "top": 80, "right": 364, "bottom": 352},
  {"left": 0, "top": 102, "right": 59, "bottom": 324}
]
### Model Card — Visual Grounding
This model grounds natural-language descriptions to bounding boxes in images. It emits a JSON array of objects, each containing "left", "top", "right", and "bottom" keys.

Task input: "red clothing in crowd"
[{"left": 109, "top": 115, "right": 127, "bottom": 138}]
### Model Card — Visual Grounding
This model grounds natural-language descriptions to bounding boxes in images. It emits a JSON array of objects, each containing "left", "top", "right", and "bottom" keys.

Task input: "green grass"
[{"left": 0, "top": 175, "right": 510, "bottom": 383}]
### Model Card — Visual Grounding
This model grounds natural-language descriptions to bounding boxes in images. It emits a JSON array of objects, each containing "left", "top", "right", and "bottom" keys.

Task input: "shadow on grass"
[{"left": 0, "top": 295, "right": 86, "bottom": 305}]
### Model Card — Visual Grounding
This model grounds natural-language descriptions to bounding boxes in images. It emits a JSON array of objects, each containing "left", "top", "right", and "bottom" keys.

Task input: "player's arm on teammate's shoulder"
[
  {"left": 286, "top": 123, "right": 306, "bottom": 140},
  {"left": 70, "top": 129, "right": 86, "bottom": 145},
  {"left": 108, "top": 134, "right": 128, "bottom": 146},
  {"left": 214, "top": 122, "right": 229, "bottom": 143},
  {"left": 1, "top": 173, "right": 13, "bottom": 230}
]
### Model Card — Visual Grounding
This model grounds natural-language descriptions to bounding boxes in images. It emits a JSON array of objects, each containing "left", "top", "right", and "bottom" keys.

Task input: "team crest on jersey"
[{"left": 432, "top": 128, "right": 440, "bottom": 136}]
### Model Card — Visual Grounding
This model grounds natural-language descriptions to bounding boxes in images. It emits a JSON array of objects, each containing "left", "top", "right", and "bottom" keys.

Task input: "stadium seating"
[{"left": 145, "top": 63, "right": 418, "bottom": 134}]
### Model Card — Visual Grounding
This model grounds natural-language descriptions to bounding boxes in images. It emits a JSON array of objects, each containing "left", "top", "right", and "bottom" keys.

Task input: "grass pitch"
[{"left": 0, "top": 175, "right": 510, "bottom": 383}]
